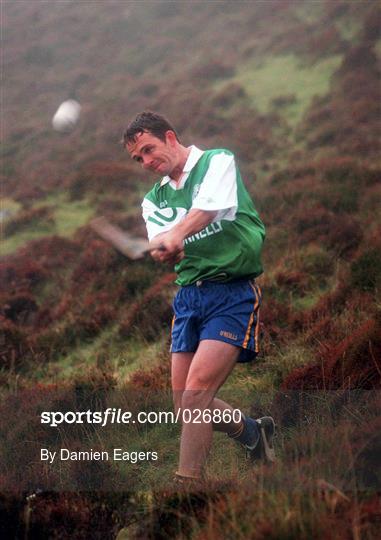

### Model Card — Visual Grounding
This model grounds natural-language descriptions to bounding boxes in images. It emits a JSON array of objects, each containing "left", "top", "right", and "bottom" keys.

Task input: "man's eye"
[
  {"left": 134, "top": 156, "right": 143, "bottom": 163},
  {"left": 144, "top": 147, "right": 153, "bottom": 154}
]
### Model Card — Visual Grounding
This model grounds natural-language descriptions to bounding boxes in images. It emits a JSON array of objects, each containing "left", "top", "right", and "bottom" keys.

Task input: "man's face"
[{"left": 126, "top": 131, "right": 177, "bottom": 176}]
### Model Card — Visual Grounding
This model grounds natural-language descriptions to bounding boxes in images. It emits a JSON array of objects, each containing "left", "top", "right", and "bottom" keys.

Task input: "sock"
[{"left": 229, "top": 415, "right": 260, "bottom": 449}]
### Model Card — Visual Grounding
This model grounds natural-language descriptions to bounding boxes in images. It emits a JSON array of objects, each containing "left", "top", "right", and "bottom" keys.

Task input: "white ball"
[{"left": 52, "top": 99, "right": 81, "bottom": 133}]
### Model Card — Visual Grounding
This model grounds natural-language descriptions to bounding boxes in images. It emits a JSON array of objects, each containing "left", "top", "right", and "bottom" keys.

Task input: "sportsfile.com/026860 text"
[{"left": 40, "top": 408, "right": 242, "bottom": 427}]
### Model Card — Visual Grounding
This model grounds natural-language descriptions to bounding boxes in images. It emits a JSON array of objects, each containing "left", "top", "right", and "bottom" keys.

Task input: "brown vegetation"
[{"left": 2, "top": 0, "right": 380, "bottom": 537}]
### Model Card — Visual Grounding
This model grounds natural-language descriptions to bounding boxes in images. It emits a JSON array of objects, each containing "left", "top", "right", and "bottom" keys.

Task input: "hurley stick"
[{"left": 90, "top": 216, "right": 161, "bottom": 260}]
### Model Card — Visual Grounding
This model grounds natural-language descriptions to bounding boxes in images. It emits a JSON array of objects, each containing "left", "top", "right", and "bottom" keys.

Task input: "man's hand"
[
  {"left": 150, "top": 247, "right": 185, "bottom": 264},
  {"left": 149, "top": 228, "right": 185, "bottom": 263},
  {"left": 149, "top": 209, "right": 218, "bottom": 264}
]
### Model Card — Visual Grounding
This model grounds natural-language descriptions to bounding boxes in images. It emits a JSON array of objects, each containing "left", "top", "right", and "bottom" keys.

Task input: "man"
[{"left": 123, "top": 111, "right": 275, "bottom": 485}]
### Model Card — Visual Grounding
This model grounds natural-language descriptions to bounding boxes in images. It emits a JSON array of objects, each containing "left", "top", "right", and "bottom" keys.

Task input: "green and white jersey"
[{"left": 142, "top": 146, "right": 265, "bottom": 286}]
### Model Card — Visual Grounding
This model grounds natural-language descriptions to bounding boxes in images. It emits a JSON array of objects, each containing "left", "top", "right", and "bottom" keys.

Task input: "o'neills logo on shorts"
[{"left": 220, "top": 330, "right": 238, "bottom": 340}]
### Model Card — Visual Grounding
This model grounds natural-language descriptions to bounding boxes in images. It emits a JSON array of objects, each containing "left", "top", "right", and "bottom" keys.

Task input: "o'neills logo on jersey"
[
  {"left": 184, "top": 221, "right": 223, "bottom": 245},
  {"left": 148, "top": 207, "right": 186, "bottom": 227}
]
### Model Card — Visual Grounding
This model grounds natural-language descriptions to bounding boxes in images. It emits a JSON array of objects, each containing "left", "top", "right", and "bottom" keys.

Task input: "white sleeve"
[
  {"left": 142, "top": 198, "right": 187, "bottom": 241},
  {"left": 191, "top": 153, "right": 238, "bottom": 221},
  {"left": 142, "top": 198, "right": 166, "bottom": 241}
]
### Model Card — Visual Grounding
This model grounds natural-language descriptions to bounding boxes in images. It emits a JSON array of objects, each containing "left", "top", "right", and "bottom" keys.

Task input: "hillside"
[{"left": 1, "top": 1, "right": 381, "bottom": 538}]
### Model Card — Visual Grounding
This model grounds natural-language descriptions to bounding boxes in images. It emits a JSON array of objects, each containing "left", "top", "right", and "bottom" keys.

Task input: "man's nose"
[{"left": 142, "top": 156, "right": 154, "bottom": 169}]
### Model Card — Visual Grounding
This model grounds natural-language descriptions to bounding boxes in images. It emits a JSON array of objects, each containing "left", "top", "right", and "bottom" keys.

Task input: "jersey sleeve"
[
  {"left": 142, "top": 197, "right": 187, "bottom": 241},
  {"left": 191, "top": 152, "right": 238, "bottom": 221},
  {"left": 142, "top": 197, "right": 165, "bottom": 241}
]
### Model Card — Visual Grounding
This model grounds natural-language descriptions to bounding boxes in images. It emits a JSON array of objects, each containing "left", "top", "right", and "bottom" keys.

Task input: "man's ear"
[{"left": 165, "top": 130, "right": 177, "bottom": 146}]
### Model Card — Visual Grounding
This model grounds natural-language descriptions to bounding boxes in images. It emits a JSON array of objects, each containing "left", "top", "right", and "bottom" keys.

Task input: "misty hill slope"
[
  {"left": 3, "top": 0, "right": 380, "bottom": 198},
  {"left": 2, "top": 1, "right": 380, "bottom": 255},
  {"left": 1, "top": 1, "right": 381, "bottom": 536},
  {"left": 2, "top": 0, "right": 380, "bottom": 391}
]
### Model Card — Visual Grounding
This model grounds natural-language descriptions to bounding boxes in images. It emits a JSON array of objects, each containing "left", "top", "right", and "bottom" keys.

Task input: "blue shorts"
[{"left": 170, "top": 279, "right": 262, "bottom": 363}]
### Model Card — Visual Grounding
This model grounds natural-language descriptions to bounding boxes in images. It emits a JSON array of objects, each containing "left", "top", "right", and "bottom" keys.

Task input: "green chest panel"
[{"left": 144, "top": 149, "right": 265, "bottom": 286}]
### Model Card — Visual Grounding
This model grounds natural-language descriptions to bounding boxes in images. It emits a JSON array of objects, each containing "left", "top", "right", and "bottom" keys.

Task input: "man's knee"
[
  {"left": 181, "top": 388, "right": 213, "bottom": 412},
  {"left": 185, "top": 369, "right": 219, "bottom": 392}
]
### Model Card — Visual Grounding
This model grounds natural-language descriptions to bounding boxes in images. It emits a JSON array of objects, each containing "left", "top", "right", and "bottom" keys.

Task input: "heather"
[{"left": 1, "top": 1, "right": 380, "bottom": 538}]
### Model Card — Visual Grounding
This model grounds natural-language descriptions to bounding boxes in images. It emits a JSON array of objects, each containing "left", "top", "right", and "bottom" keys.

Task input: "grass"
[
  {"left": 292, "top": 290, "right": 325, "bottom": 311},
  {"left": 265, "top": 343, "right": 315, "bottom": 383},
  {"left": 233, "top": 54, "right": 343, "bottom": 126},
  {"left": 1, "top": 321, "right": 379, "bottom": 537},
  {"left": 295, "top": 2, "right": 324, "bottom": 25},
  {"left": 335, "top": 16, "right": 362, "bottom": 42},
  {"left": 296, "top": 2, "right": 361, "bottom": 42},
  {"left": 1, "top": 192, "right": 94, "bottom": 255},
  {"left": 35, "top": 192, "right": 94, "bottom": 236},
  {"left": 1, "top": 226, "right": 55, "bottom": 256},
  {"left": 54, "top": 199, "right": 94, "bottom": 235},
  {"left": 28, "top": 326, "right": 169, "bottom": 384},
  {"left": 2, "top": 1, "right": 379, "bottom": 536}
]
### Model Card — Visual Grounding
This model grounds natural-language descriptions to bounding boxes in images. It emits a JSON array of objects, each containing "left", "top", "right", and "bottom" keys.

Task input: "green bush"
[{"left": 351, "top": 248, "right": 381, "bottom": 291}]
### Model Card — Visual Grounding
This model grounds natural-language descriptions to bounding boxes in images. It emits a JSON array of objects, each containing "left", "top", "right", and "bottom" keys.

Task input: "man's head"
[
  {"left": 123, "top": 112, "right": 187, "bottom": 178},
  {"left": 123, "top": 111, "right": 180, "bottom": 146}
]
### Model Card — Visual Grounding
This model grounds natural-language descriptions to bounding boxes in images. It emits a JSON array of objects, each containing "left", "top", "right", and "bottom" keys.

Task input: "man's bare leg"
[
  {"left": 175, "top": 340, "right": 241, "bottom": 478},
  {"left": 171, "top": 352, "right": 194, "bottom": 415},
  {"left": 171, "top": 351, "right": 245, "bottom": 438}
]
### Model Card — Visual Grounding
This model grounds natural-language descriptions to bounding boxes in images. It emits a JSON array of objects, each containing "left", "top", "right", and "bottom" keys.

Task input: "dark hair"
[{"left": 122, "top": 111, "right": 180, "bottom": 145}]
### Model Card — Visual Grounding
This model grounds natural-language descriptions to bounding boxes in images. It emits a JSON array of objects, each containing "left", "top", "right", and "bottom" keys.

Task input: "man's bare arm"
[{"left": 150, "top": 209, "right": 218, "bottom": 262}]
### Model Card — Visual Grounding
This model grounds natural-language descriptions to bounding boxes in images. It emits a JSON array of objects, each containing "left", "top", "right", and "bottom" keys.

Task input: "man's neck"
[{"left": 170, "top": 145, "right": 191, "bottom": 182}]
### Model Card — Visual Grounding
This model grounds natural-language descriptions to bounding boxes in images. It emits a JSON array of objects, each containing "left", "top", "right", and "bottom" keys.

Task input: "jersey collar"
[{"left": 160, "top": 145, "right": 204, "bottom": 187}]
